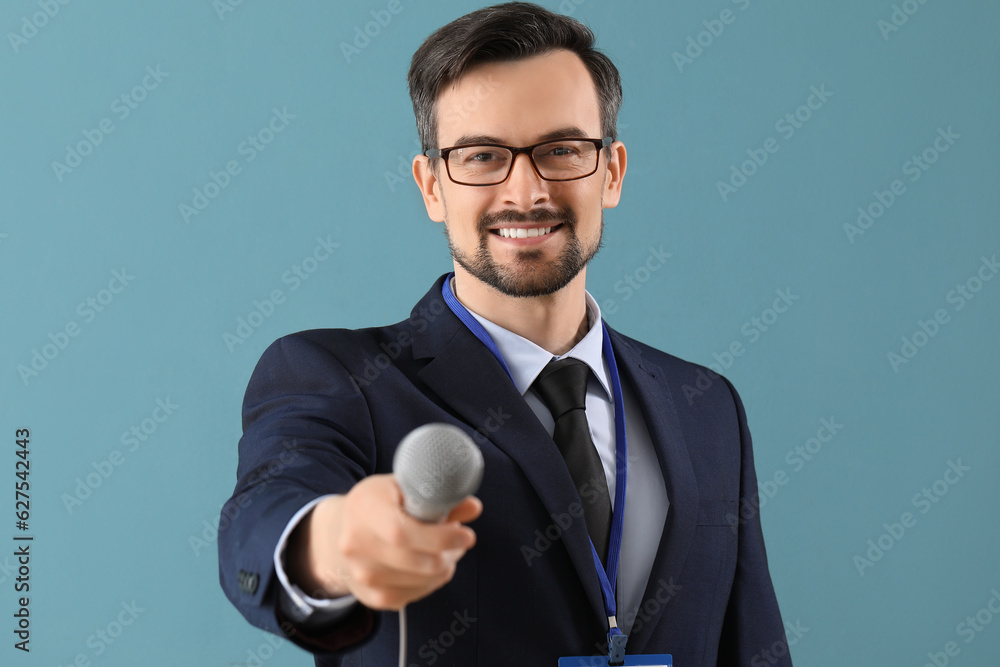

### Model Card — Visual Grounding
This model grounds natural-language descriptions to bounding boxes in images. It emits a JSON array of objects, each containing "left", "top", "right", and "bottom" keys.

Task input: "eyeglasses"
[{"left": 426, "top": 137, "right": 613, "bottom": 186}]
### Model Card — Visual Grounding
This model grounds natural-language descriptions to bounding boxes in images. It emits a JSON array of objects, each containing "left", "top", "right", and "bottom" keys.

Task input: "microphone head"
[{"left": 393, "top": 423, "right": 484, "bottom": 522}]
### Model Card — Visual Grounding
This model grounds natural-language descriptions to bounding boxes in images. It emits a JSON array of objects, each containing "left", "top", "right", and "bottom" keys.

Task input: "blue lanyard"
[
  {"left": 440, "top": 275, "right": 514, "bottom": 380},
  {"left": 442, "top": 274, "right": 630, "bottom": 660}
]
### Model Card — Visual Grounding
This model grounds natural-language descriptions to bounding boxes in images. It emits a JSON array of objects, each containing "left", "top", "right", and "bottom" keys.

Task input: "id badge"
[{"left": 558, "top": 655, "right": 672, "bottom": 666}]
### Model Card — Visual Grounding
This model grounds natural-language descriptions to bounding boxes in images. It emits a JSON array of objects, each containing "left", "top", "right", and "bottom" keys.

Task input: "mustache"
[{"left": 479, "top": 207, "right": 576, "bottom": 232}]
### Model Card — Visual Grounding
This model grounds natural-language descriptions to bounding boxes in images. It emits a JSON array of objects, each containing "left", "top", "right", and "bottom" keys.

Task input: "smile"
[{"left": 490, "top": 224, "right": 562, "bottom": 239}]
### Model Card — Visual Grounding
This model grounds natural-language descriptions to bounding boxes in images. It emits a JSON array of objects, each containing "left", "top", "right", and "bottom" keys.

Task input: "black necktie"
[{"left": 532, "top": 357, "right": 612, "bottom": 563}]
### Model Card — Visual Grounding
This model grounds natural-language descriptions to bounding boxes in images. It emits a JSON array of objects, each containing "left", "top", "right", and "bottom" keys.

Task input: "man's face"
[{"left": 414, "top": 49, "right": 626, "bottom": 298}]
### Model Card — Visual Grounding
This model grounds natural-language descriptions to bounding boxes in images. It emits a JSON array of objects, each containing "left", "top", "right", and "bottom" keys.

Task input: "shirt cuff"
[{"left": 273, "top": 494, "right": 359, "bottom": 627}]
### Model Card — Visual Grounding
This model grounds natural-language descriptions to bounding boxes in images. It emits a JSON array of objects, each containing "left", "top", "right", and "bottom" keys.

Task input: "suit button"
[{"left": 238, "top": 569, "right": 259, "bottom": 594}]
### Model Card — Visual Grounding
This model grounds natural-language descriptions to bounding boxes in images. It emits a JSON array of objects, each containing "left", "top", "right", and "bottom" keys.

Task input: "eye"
[
  {"left": 544, "top": 144, "right": 580, "bottom": 157},
  {"left": 454, "top": 147, "right": 509, "bottom": 166}
]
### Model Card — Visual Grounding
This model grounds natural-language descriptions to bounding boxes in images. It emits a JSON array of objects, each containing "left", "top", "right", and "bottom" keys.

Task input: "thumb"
[{"left": 446, "top": 496, "right": 483, "bottom": 524}]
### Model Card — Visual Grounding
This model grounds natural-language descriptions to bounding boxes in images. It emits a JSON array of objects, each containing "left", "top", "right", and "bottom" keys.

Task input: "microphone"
[
  {"left": 392, "top": 423, "right": 484, "bottom": 667},
  {"left": 393, "top": 423, "right": 484, "bottom": 522}
]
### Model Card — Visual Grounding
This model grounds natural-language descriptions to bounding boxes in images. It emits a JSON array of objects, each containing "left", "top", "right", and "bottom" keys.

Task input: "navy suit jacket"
[{"left": 218, "top": 275, "right": 791, "bottom": 666}]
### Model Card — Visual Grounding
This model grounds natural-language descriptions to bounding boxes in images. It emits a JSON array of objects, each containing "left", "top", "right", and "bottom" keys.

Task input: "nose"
[{"left": 499, "top": 152, "right": 549, "bottom": 208}]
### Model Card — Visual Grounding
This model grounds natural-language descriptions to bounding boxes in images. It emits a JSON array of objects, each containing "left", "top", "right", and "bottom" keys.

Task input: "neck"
[{"left": 451, "top": 267, "right": 590, "bottom": 356}]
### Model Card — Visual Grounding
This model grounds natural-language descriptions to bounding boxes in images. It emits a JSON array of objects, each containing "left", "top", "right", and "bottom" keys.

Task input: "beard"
[{"left": 445, "top": 205, "right": 604, "bottom": 298}]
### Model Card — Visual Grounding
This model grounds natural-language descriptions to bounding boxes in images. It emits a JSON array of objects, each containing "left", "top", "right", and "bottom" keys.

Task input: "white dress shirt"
[{"left": 274, "top": 283, "right": 668, "bottom": 634}]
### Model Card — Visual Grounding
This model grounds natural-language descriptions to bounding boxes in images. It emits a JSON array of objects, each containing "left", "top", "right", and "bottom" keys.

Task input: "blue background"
[{"left": 1, "top": 0, "right": 998, "bottom": 665}]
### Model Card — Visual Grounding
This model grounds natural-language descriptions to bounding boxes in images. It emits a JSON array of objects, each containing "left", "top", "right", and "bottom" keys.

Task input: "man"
[{"left": 219, "top": 3, "right": 791, "bottom": 665}]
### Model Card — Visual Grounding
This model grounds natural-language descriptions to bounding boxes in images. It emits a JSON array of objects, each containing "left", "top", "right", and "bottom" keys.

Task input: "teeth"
[{"left": 497, "top": 227, "right": 551, "bottom": 238}]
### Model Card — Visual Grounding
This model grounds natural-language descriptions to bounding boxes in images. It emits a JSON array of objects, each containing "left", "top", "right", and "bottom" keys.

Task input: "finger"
[
  {"left": 346, "top": 476, "right": 474, "bottom": 557},
  {"left": 344, "top": 553, "right": 460, "bottom": 609},
  {"left": 446, "top": 496, "right": 483, "bottom": 524},
  {"left": 353, "top": 575, "right": 453, "bottom": 611},
  {"left": 347, "top": 557, "right": 457, "bottom": 592},
  {"left": 345, "top": 499, "right": 472, "bottom": 569},
  {"left": 382, "top": 513, "right": 476, "bottom": 556},
  {"left": 354, "top": 535, "right": 457, "bottom": 579}
]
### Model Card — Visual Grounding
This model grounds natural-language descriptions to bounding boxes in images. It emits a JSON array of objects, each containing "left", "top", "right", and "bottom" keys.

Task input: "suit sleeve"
[
  {"left": 716, "top": 377, "right": 793, "bottom": 666},
  {"left": 217, "top": 333, "right": 379, "bottom": 654}
]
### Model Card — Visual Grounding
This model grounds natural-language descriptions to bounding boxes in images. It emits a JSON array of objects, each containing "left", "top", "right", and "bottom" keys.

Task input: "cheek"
[
  {"left": 568, "top": 189, "right": 605, "bottom": 232},
  {"left": 443, "top": 189, "right": 494, "bottom": 223},
  {"left": 562, "top": 184, "right": 604, "bottom": 217}
]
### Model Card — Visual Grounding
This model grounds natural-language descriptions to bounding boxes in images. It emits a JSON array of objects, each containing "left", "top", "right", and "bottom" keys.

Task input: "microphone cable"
[
  {"left": 399, "top": 606, "right": 408, "bottom": 667},
  {"left": 393, "top": 423, "right": 484, "bottom": 667}
]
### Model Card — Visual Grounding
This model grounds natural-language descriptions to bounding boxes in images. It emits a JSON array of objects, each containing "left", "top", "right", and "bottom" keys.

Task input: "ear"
[
  {"left": 601, "top": 141, "right": 627, "bottom": 209},
  {"left": 413, "top": 155, "right": 446, "bottom": 223}
]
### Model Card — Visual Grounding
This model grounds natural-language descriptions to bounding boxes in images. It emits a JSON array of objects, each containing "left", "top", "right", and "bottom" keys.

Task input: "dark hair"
[{"left": 407, "top": 2, "right": 622, "bottom": 153}]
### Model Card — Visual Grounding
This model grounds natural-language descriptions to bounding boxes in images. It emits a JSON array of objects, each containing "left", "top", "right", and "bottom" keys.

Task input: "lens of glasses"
[{"left": 447, "top": 140, "right": 600, "bottom": 185}]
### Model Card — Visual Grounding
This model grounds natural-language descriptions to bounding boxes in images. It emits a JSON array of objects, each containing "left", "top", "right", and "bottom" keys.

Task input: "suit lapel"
[
  {"left": 607, "top": 329, "right": 698, "bottom": 653},
  {"left": 412, "top": 278, "right": 609, "bottom": 626}
]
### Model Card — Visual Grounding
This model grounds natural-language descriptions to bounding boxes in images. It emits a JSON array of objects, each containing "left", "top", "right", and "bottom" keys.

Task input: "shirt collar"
[{"left": 452, "top": 277, "right": 612, "bottom": 400}]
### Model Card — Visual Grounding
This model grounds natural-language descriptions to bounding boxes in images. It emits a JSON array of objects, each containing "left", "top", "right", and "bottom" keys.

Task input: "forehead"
[{"left": 435, "top": 49, "right": 602, "bottom": 146}]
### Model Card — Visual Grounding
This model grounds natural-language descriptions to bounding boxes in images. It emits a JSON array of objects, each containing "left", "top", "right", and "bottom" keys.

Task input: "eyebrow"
[{"left": 450, "top": 126, "right": 593, "bottom": 147}]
